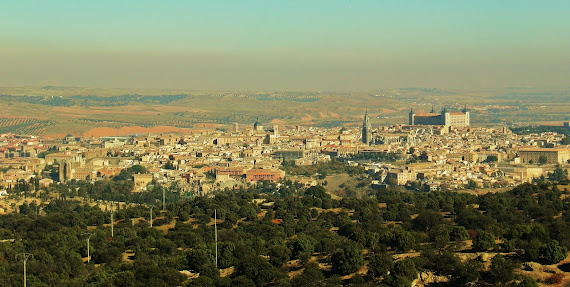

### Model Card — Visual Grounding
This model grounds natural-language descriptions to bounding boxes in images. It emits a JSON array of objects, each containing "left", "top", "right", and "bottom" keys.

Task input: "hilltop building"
[{"left": 409, "top": 105, "right": 470, "bottom": 128}]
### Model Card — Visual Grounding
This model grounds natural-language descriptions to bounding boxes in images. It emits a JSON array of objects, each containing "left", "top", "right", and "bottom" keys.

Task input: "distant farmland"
[{"left": 0, "top": 117, "right": 55, "bottom": 136}]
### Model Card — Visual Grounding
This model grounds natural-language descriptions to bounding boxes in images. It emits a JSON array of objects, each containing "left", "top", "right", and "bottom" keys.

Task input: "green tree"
[
  {"left": 472, "top": 230, "right": 495, "bottom": 251},
  {"left": 330, "top": 240, "right": 364, "bottom": 275},
  {"left": 234, "top": 255, "right": 283, "bottom": 287},
  {"left": 305, "top": 185, "right": 330, "bottom": 200},
  {"left": 548, "top": 167, "right": 568, "bottom": 182},
  {"left": 466, "top": 179, "right": 478, "bottom": 189},
  {"left": 449, "top": 226, "right": 469, "bottom": 242},
  {"left": 538, "top": 155, "right": 548, "bottom": 165},
  {"left": 518, "top": 276, "right": 539, "bottom": 287},
  {"left": 186, "top": 249, "right": 212, "bottom": 273},
  {"left": 291, "top": 262, "right": 325, "bottom": 287},
  {"left": 163, "top": 161, "right": 175, "bottom": 170},
  {"left": 524, "top": 239, "right": 543, "bottom": 261},
  {"left": 111, "top": 271, "right": 136, "bottom": 287},
  {"left": 92, "top": 245, "right": 122, "bottom": 264},
  {"left": 488, "top": 254, "right": 519, "bottom": 285},
  {"left": 19, "top": 203, "right": 32, "bottom": 214},
  {"left": 268, "top": 245, "right": 291, "bottom": 268},
  {"left": 541, "top": 240, "right": 568, "bottom": 264},
  {"left": 231, "top": 276, "right": 256, "bottom": 287},
  {"left": 129, "top": 164, "right": 148, "bottom": 174},
  {"left": 187, "top": 276, "right": 216, "bottom": 287},
  {"left": 413, "top": 210, "right": 445, "bottom": 232},
  {"left": 451, "top": 259, "right": 483, "bottom": 285},
  {"left": 429, "top": 225, "right": 450, "bottom": 252},
  {"left": 393, "top": 230, "right": 416, "bottom": 252},
  {"left": 485, "top": 155, "right": 498, "bottom": 162},
  {"left": 290, "top": 234, "right": 315, "bottom": 260},
  {"left": 218, "top": 242, "right": 236, "bottom": 268},
  {"left": 367, "top": 252, "right": 393, "bottom": 279},
  {"left": 385, "top": 258, "right": 417, "bottom": 287}
]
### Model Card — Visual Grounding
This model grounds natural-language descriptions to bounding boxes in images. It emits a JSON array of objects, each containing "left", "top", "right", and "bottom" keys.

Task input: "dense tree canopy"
[{"left": 0, "top": 175, "right": 567, "bottom": 286}]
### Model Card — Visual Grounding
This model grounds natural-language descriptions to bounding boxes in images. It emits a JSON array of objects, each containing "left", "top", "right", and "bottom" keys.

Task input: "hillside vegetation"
[{"left": 1, "top": 177, "right": 569, "bottom": 286}]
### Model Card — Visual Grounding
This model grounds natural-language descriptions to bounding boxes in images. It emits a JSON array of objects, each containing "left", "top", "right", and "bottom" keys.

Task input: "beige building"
[
  {"left": 215, "top": 136, "right": 244, "bottom": 146},
  {"left": 497, "top": 165, "right": 544, "bottom": 181},
  {"left": 133, "top": 173, "right": 153, "bottom": 191},
  {"left": 518, "top": 148, "right": 569, "bottom": 164},
  {"left": 386, "top": 169, "right": 417, "bottom": 185},
  {"left": 245, "top": 169, "right": 285, "bottom": 182},
  {"left": 409, "top": 107, "right": 470, "bottom": 128}
]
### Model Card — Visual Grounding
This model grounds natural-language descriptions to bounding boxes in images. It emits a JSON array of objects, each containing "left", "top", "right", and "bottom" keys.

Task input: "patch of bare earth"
[{"left": 122, "top": 250, "right": 135, "bottom": 263}]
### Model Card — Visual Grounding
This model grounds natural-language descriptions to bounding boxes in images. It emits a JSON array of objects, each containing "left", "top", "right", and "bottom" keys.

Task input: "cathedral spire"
[
  {"left": 363, "top": 110, "right": 370, "bottom": 126},
  {"left": 362, "top": 111, "right": 372, "bottom": 145}
]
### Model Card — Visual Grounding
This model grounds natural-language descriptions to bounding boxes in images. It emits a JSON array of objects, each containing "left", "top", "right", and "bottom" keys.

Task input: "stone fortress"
[{"left": 409, "top": 105, "right": 470, "bottom": 128}]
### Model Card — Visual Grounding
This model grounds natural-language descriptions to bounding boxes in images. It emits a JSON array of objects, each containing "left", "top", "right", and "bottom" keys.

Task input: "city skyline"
[{"left": 0, "top": 2, "right": 569, "bottom": 286}]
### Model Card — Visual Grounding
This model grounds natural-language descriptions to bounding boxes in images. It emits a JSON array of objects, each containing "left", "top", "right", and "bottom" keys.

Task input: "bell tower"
[{"left": 362, "top": 111, "right": 372, "bottom": 145}]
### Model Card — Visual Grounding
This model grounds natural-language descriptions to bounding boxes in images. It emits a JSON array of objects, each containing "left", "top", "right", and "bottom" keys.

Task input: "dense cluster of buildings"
[{"left": 0, "top": 112, "right": 568, "bottom": 196}]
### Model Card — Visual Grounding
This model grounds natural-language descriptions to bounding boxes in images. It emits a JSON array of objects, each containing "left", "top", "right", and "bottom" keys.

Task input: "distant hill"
[{"left": 0, "top": 86, "right": 567, "bottom": 136}]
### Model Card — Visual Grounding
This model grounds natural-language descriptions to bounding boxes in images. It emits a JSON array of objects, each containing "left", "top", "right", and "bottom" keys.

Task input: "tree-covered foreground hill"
[{"left": 1, "top": 180, "right": 569, "bottom": 286}]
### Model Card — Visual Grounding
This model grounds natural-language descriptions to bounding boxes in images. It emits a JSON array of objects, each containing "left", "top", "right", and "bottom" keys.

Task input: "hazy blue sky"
[{"left": 1, "top": 1, "right": 568, "bottom": 90}]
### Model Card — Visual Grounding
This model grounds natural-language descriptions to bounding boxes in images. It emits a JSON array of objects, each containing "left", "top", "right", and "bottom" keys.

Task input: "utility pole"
[
  {"left": 162, "top": 188, "right": 166, "bottom": 210},
  {"left": 16, "top": 253, "right": 33, "bottom": 287},
  {"left": 149, "top": 206, "right": 154, "bottom": 227},
  {"left": 82, "top": 233, "right": 94, "bottom": 263},
  {"left": 215, "top": 209, "right": 218, "bottom": 268},
  {"left": 110, "top": 212, "right": 114, "bottom": 237}
]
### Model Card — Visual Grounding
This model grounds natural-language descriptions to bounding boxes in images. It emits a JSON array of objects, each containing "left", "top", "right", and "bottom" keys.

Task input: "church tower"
[
  {"left": 441, "top": 107, "right": 449, "bottom": 125},
  {"left": 362, "top": 111, "right": 372, "bottom": 145},
  {"left": 408, "top": 108, "right": 415, "bottom": 125}
]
